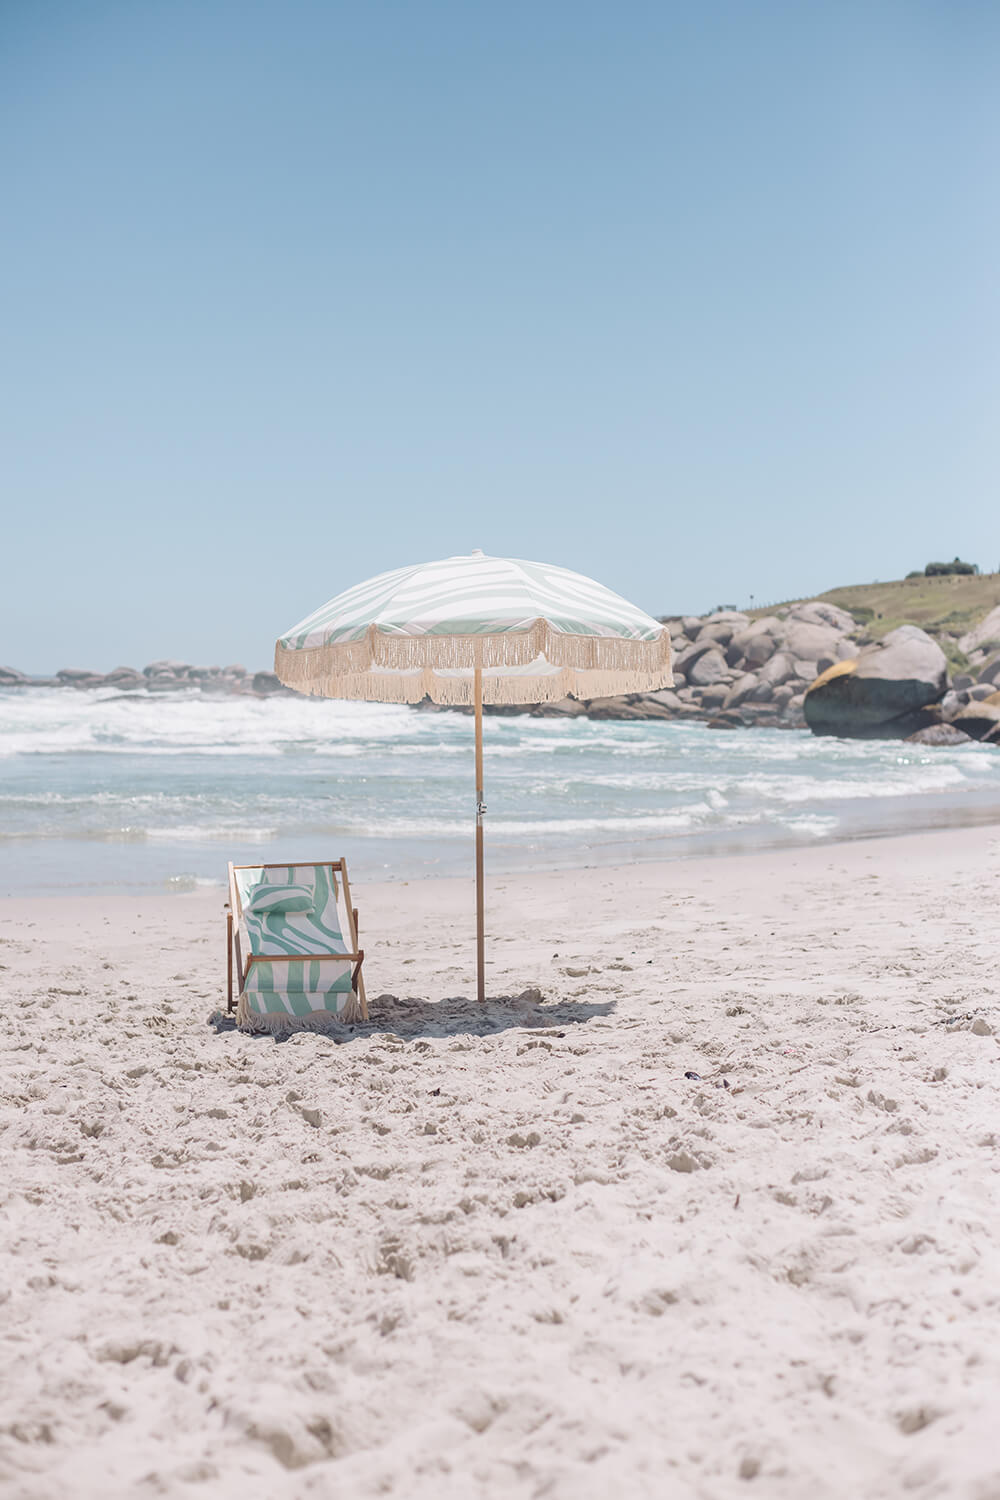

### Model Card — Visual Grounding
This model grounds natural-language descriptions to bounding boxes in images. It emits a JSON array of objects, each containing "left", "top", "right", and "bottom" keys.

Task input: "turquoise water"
[{"left": 2, "top": 687, "right": 999, "bottom": 895}]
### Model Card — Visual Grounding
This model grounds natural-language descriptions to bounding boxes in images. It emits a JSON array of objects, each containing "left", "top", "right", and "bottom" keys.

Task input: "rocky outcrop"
[
  {"left": 477, "top": 600, "right": 874, "bottom": 730},
  {"left": 803, "top": 626, "right": 948, "bottom": 739},
  {"left": 671, "top": 602, "right": 869, "bottom": 729},
  {"left": 0, "top": 661, "right": 293, "bottom": 697},
  {"left": 56, "top": 667, "right": 102, "bottom": 685}
]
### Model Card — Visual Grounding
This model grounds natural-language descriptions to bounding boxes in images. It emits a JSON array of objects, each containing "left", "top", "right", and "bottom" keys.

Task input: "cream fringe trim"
[
  {"left": 275, "top": 626, "right": 673, "bottom": 705},
  {"left": 236, "top": 989, "right": 366, "bottom": 1033}
]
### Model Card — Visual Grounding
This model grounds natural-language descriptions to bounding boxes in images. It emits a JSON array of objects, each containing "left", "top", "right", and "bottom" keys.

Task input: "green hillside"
[{"left": 748, "top": 572, "right": 1000, "bottom": 670}]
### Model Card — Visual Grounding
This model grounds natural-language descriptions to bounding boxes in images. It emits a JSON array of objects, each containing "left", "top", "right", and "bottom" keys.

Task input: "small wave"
[
  {"left": 735, "top": 765, "right": 976, "bottom": 804},
  {"left": 782, "top": 814, "right": 839, "bottom": 837},
  {"left": 145, "top": 824, "right": 282, "bottom": 843},
  {"left": 165, "top": 873, "right": 225, "bottom": 893},
  {"left": 332, "top": 810, "right": 706, "bottom": 839}
]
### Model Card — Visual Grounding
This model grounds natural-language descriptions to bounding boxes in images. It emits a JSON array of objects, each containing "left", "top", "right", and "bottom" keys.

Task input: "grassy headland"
[{"left": 748, "top": 572, "right": 1000, "bottom": 671}]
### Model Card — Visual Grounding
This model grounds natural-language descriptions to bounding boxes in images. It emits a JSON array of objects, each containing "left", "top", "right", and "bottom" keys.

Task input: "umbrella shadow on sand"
[{"left": 209, "top": 990, "right": 616, "bottom": 1044}]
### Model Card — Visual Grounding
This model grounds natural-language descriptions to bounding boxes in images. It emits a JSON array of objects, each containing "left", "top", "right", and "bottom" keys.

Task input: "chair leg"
[{"left": 226, "top": 910, "right": 234, "bottom": 1013}]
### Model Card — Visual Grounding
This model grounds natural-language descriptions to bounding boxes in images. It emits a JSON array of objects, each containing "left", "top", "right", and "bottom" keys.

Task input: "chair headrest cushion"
[{"left": 246, "top": 882, "right": 315, "bottom": 915}]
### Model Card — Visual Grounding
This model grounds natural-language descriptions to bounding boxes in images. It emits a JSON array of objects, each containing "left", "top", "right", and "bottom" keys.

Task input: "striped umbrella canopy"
[
  {"left": 275, "top": 550, "right": 672, "bottom": 705},
  {"left": 274, "top": 551, "right": 673, "bottom": 1001}
]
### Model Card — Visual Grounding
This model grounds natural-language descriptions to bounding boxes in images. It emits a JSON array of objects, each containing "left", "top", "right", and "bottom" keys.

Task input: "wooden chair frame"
[{"left": 226, "top": 859, "right": 367, "bottom": 1019}]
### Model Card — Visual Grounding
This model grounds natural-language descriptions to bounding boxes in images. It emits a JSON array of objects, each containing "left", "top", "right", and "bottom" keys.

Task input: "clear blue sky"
[{"left": 3, "top": 0, "right": 997, "bottom": 672}]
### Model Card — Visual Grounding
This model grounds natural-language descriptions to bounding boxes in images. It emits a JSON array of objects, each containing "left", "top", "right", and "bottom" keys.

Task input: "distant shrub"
[
  {"left": 925, "top": 557, "right": 978, "bottom": 576},
  {"left": 906, "top": 570, "right": 923, "bottom": 579}
]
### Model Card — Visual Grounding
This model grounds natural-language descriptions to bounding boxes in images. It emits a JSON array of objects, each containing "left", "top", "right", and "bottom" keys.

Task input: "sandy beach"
[{"left": 1, "top": 824, "right": 998, "bottom": 1499}]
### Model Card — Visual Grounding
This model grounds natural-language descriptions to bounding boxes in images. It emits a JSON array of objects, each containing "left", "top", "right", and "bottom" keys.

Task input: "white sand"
[{"left": 1, "top": 825, "right": 999, "bottom": 1499}]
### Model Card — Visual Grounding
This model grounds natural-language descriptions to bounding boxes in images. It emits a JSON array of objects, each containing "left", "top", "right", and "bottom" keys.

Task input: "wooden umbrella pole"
[{"left": 474, "top": 663, "right": 486, "bottom": 1003}]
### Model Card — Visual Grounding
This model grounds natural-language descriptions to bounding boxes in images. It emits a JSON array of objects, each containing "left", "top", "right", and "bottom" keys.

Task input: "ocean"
[{"left": 2, "top": 687, "right": 999, "bottom": 896}]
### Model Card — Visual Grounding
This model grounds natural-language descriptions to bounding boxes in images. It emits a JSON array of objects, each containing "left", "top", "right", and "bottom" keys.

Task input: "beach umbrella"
[{"left": 274, "top": 550, "right": 673, "bottom": 1003}]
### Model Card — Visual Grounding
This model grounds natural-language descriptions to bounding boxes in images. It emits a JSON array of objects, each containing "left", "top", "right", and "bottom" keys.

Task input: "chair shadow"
[{"left": 209, "top": 991, "right": 616, "bottom": 1044}]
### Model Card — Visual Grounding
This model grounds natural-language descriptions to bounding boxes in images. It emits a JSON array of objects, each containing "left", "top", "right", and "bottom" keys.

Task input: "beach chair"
[{"left": 226, "top": 860, "right": 367, "bottom": 1030}]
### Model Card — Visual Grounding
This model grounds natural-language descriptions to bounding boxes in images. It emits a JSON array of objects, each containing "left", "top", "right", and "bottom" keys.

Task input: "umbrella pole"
[{"left": 474, "top": 664, "right": 486, "bottom": 1003}]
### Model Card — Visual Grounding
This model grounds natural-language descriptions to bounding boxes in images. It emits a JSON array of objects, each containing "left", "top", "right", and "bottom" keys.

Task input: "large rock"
[
  {"left": 695, "top": 621, "right": 737, "bottom": 648},
  {"left": 583, "top": 697, "right": 648, "bottom": 720},
  {"left": 906, "top": 723, "right": 976, "bottom": 746},
  {"left": 672, "top": 638, "right": 724, "bottom": 676},
  {"left": 803, "top": 626, "right": 948, "bottom": 739},
  {"left": 728, "top": 617, "right": 781, "bottom": 663},
  {"left": 532, "top": 697, "right": 587, "bottom": 717},
  {"left": 938, "top": 689, "right": 968, "bottom": 721},
  {"left": 687, "top": 648, "right": 729, "bottom": 687},
  {"left": 742, "top": 704, "right": 781, "bottom": 726},
  {"left": 632, "top": 699, "right": 677, "bottom": 720},
  {"left": 782, "top": 621, "right": 846, "bottom": 663},
  {"left": 641, "top": 690, "right": 684, "bottom": 711},
  {"left": 958, "top": 605, "right": 1000, "bottom": 656},
  {"left": 786, "top": 600, "right": 856, "bottom": 633},
  {"left": 744, "top": 633, "right": 781, "bottom": 669},
  {"left": 143, "top": 660, "right": 192, "bottom": 678},
  {"left": 757, "top": 651, "right": 797, "bottom": 688},
  {"left": 0, "top": 666, "right": 26, "bottom": 685},
  {"left": 104, "top": 666, "right": 143, "bottom": 686},
  {"left": 702, "top": 610, "right": 750, "bottom": 627},
  {"left": 722, "top": 672, "right": 759, "bottom": 709},
  {"left": 951, "top": 693, "right": 1000, "bottom": 742},
  {"left": 977, "top": 653, "right": 1000, "bottom": 688}
]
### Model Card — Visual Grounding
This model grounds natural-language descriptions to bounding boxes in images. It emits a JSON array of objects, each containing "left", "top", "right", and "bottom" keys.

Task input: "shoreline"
[{"left": 4, "top": 804, "right": 1000, "bottom": 903}]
